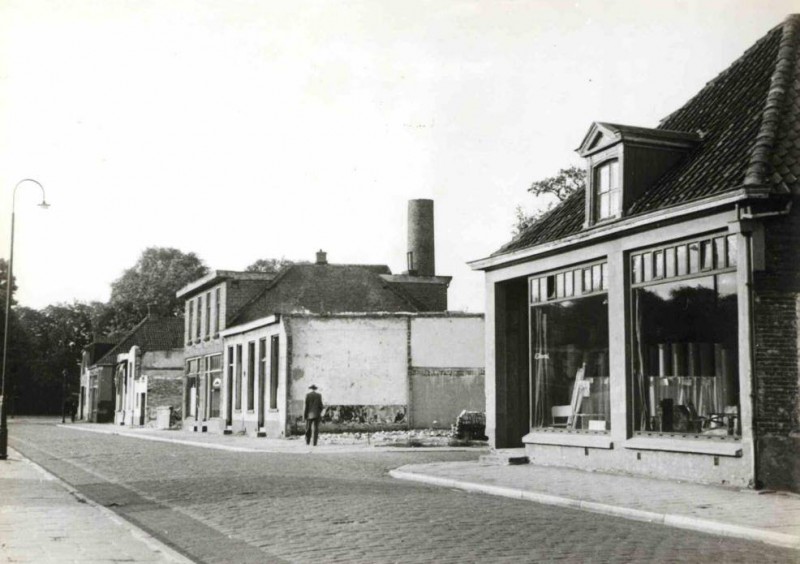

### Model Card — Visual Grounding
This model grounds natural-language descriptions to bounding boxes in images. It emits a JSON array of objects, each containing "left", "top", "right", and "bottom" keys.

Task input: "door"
[
  {"left": 258, "top": 338, "right": 267, "bottom": 429},
  {"left": 138, "top": 393, "right": 146, "bottom": 426}
]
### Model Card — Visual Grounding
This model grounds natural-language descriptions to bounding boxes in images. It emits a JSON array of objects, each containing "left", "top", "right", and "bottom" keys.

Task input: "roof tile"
[{"left": 497, "top": 15, "right": 800, "bottom": 256}]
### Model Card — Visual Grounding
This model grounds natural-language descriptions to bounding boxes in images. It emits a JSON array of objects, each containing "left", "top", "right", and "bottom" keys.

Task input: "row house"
[
  {"left": 78, "top": 341, "right": 117, "bottom": 422},
  {"left": 178, "top": 199, "right": 486, "bottom": 436},
  {"left": 470, "top": 15, "right": 800, "bottom": 492},
  {"left": 176, "top": 270, "right": 278, "bottom": 431},
  {"left": 83, "top": 313, "right": 184, "bottom": 427}
]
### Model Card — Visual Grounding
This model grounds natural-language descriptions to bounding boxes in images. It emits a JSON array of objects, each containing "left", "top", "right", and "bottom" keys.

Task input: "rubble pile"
[{"left": 317, "top": 428, "right": 457, "bottom": 447}]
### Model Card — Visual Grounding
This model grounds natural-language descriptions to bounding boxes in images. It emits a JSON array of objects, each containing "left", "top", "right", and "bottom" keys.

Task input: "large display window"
[
  {"left": 631, "top": 234, "right": 740, "bottom": 438},
  {"left": 530, "top": 262, "right": 610, "bottom": 431}
]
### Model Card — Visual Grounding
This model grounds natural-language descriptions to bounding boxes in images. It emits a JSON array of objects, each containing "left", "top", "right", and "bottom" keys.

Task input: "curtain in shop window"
[
  {"left": 634, "top": 292, "right": 650, "bottom": 430},
  {"left": 532, "top": 308, "right": 548, "bottom": 428}
]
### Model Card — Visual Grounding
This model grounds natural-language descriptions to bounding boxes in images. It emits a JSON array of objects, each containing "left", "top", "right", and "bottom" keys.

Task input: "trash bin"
[{"left": 156, "top": 406, "right": 173, "bottom": 430}]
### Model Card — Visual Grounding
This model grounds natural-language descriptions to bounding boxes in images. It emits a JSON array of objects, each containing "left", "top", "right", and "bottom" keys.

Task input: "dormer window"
[
  {"left": 577, "top": 122, "right": 700, "bottom": 228},
  {"left": 595, "top": 159, "right": 620, "bottom": 220}
]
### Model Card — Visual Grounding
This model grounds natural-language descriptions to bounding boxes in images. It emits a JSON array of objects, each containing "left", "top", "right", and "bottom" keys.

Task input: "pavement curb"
[
  {"left": 58, "top": 424, "right": 261, "bottom": 452},
  {"left": 8, "top": 447, "right": 196, "bottom": 564},
  {"left": 389, "top": 468, "right": 800, "bottom": 551},
  {"left": 58, "top": 424, "right": 487, "bottom": 454}
]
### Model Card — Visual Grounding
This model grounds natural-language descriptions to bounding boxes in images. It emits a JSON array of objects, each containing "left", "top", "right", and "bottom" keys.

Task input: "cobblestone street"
[{"left": 8, "top": 420, "right": 798, "bottom": 563}]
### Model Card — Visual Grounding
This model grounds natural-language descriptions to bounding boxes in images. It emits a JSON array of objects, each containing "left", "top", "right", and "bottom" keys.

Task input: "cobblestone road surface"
[{"left": 9, "top": 420, "right": 798, "bottom": 563}]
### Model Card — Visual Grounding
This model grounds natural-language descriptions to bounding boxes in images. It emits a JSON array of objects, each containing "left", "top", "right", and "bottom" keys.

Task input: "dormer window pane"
[{"left": 595, "top": 160, "right": 621, "bottom": 220}]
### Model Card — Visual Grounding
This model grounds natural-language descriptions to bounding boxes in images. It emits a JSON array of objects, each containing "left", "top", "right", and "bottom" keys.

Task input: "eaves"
[{"left": 469, "top": 188, "right": 769, "bottom": 272}]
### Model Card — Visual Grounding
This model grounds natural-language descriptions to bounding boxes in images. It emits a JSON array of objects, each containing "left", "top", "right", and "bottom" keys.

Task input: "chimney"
[
  {"left": 315, "top": 249, "right": 328, "bottom": 265},
  {"left": 406, "top": 199, "right": 435, "bottom": 277}
]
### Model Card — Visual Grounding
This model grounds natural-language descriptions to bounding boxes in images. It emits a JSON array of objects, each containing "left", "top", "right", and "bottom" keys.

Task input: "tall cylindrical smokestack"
[{"left": 407, "top": 199, "right": 435, "bottom": 277}]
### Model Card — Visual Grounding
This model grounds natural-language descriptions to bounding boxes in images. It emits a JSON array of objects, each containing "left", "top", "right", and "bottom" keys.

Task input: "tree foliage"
[
  {"left": 4, "top": 247, "right": 209, "bottom": 414},
  {"left": 10, "top": 302, "right": 106, "bottom": 414},
  {"left": 108, "top": 247, "right": 208, "bottom": 336},
  {"left": 0, "top": 258, "right": 17, "bottom": 308},
  {"left": 513, "top": 165, "right": 586, "bottom": 236}
]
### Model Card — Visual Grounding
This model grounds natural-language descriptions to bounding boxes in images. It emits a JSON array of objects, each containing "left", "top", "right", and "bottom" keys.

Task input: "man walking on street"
[{"left": 304, "top": 385, "right": 323, "bottom": 446}]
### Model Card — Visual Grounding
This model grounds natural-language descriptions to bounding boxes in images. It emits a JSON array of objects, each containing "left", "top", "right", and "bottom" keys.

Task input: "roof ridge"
[
  {"left": 743, "top": 13, "right": 800, "bottom": 187},
  {"left": 658, "top": 17, "right": 793, "bottom": 130}
]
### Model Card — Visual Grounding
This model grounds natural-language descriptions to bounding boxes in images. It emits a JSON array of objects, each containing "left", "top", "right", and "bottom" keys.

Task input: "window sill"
[
  {"left": 523, "top": 430, "right": 613, "bottom": 450},
  {"left": 268, "top": 408, "right": 279, "bottom": 413},
  {"left": 624, "top": 436, "right": 742, "bottom": 457}
]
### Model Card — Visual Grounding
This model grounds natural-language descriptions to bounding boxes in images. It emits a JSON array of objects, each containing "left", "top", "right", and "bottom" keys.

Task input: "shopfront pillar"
[{"left": 607, "top": 244, "right": 631, "bottom": 443}]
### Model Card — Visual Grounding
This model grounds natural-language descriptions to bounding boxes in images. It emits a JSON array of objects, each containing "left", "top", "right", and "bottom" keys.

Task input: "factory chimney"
[{"left": 406, "top": 199, "right": 435, "bottom": 277}]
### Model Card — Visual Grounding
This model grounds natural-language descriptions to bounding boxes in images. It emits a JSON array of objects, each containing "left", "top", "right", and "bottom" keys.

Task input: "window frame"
[
  {"left": 528, "top": 260, "right": 611, "bottom": 434},
  {"left": 593, "top": 158, "right": 621, "bottom": 222},
  {"left": 629, "top": 233, "right": 740, "bottom": 440}
]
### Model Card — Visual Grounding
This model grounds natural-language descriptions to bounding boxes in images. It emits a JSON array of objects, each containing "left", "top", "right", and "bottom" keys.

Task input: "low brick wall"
[
  {"left": 146, "top": 374, "right": 183, "bottom": 426},
  {"left": 290, "top": 403, "right": 408, "bottom": 434}
]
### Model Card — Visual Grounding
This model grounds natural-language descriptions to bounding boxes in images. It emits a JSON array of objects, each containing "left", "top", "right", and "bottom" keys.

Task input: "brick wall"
[
  {"left": 752, "top": 196, "right": 800, "bottom": 491},
  {"left": 146, "top": 373, "right": 183, "bottom": 423}
]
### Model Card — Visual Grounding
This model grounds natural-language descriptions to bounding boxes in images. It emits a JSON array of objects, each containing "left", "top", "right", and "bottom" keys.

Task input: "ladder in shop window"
[{"left": 567, "top": 364, "right": 587, "bottom": 430}]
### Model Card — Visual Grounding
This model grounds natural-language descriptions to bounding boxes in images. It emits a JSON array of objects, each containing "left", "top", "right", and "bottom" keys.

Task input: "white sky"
[{"left": 0, "top": 0, "right": 796, "bottom": 312}]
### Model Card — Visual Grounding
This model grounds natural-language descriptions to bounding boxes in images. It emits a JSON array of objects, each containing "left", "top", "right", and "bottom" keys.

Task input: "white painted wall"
[
  {"left": 411, "top": 316, "right": 484, "bottom": 368},
  {"left": 289, "top": 317, "right": 408, "bottom": 405}
]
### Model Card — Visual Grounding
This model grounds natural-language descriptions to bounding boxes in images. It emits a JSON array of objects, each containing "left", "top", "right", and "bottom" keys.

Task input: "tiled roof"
[
  {"left": 232, "top": 263, "right": 426, "bottom": 325},
  {"left": 94, "top": 316, "right": 184, "bottom": 366},
  {"left": 497, "top": 14, "right": 800, "bottom": 256}
]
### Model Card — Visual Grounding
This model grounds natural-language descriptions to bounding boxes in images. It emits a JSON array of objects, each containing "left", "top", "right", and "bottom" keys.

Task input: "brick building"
[
  {"left": 180, "top": 199, "right": 485, "bottom": 436},
  {"left": 88, "top": 314, "right": 185, "bottom": 427},
  {"left": 78, "top": 341, "right": 117, "bottom": 422},
  {"left": 470, "top": 15, "right": 800, "bottom": 492},
  {"left": 177, "top": 269, "right": 278, "bottom": 431}
]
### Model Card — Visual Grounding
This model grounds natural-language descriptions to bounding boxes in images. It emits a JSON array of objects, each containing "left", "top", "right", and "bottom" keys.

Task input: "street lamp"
[{"left": 1, "top": 178, "right": 49, "bottom": 460}]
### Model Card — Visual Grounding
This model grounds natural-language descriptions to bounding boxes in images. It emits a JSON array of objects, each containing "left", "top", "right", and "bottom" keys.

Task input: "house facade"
[
  {"left": 471, "top": 16, "right": 800, "bottom": 492},
  {"left": 179, "top": 199, "right": 485, "bottom": 436},
  {"left": 176, "top": 270, "right": 278, "bottom": 431},
  {"left": 78, "top": 341, "right": 116, "bottom": 422},
  {"left": 86, "top": 314, "right": 185, "bottom": 427},
  {"left": 221, "top": 312, "right": 484, "bottom": 436}
]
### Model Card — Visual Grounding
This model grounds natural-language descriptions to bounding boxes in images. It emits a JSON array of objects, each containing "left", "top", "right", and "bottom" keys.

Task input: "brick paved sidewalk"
[
  {"left": 0, "top": 448, "right": 193, "bottom": 563},
  {"left": 59, "top": 422, "right": 487, "bottom": 454},
  {"left": 391, "top": 452, "right": 800, "bottom": 551}
]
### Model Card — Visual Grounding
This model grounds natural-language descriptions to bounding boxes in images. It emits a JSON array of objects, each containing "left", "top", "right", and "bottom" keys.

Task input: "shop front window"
[
  {"left": 631, "top": 235, "right": 739, "bottom": 438},
  {"left": 530, "top": 263, "right": 610, "bottom": 432}
]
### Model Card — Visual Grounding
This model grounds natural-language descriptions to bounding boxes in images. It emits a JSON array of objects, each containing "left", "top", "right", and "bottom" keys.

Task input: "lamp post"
[{"left": 1, "top": 178, "right": 49, "bottom": 460}]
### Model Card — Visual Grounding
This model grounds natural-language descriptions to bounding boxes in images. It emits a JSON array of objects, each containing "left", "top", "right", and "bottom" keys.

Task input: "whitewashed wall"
[
  {"left": 289, "top": 317, "right": 408, "bottom": 406},
  {"left": 410, "top": 316, "right": 484, "bottom": 367}
]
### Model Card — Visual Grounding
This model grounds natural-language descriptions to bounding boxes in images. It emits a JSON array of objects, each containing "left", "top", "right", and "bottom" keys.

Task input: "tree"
[
  {"left": 12, "top": 302, "right": 103, "bottom": 414},
  {"left": 513, "top": 165, "right": 586, "bottom": 235},
  {"left": 0, "top": 258, "right": 17, "bottom": 352},
  {"left": 108, "top": 247, "right": 208, "bottom": 336},
  {"left": 0, "top": 258, "right": 17, "bottom": 308},
  {"left": 245, "top": 257, "right": 306, "bottom": 273}
]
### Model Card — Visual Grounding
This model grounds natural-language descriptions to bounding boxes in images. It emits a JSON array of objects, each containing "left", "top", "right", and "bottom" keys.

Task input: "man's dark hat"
[{"left": 309, "top": 384, "right": 318, "bottom": 390}]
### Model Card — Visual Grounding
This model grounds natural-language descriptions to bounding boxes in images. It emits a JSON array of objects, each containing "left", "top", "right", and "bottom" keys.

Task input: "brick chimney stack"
[{"left": 406, "top": 199, "right": 435, "bottom": 277}]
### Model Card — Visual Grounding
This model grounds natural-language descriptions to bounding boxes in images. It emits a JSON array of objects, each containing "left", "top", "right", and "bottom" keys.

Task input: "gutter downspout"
[
  {"left": 736, "top": 200, "right": 791, "bottom": 489},
  {"left": 742, "top": 226, "right": 759, "bottom": 488}
]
